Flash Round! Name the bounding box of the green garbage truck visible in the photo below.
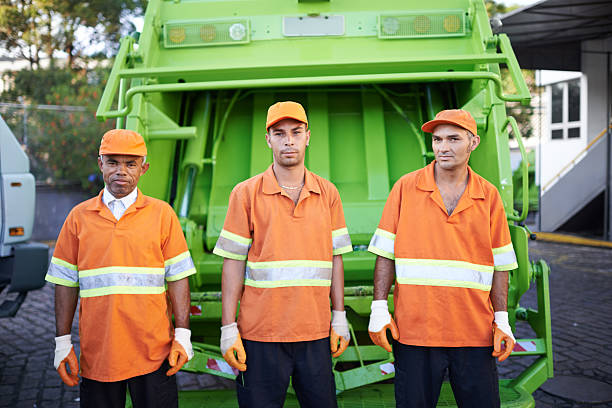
[97,0,552,406]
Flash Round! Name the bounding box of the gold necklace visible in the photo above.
[280,183,304,190]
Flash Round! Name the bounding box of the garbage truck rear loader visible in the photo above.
[97,0,553,406]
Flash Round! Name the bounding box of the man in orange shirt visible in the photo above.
[213,101,352,407]
[46,129,196,408]
[367,110,518,408]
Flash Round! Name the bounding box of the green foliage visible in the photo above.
[485,1,519,17]
[0,0,145,69]
[1,67,114,193]
[503,68,536,139]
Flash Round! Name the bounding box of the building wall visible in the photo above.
[582,38,612,144]
[535,71,588,191]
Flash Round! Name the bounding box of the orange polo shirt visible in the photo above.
[368,161,517,347]
[213,165,352,342]
[45,189,196,381]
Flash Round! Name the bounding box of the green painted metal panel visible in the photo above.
[250,93,273,176]
[361,90,390,200]
[306,92,331,179]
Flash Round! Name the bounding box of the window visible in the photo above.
[551,83,563,124]
[568,127,580,138]
[552,129,563,139]
[549,78,583,140]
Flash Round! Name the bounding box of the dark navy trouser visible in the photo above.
[80,360,178,408]
[236,337,337,408]
[393,342,500,408]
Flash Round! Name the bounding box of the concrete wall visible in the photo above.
[582,38,612,143]
[32,185,89,241]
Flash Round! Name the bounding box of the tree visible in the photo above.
[0,0,45,69]
[1,67,113,193]
[485,1,519,17]
[0,0,145,69]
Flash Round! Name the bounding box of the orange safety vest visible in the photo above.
[213,165,352,342]
[368,162,517,347]
[46,189,196,381]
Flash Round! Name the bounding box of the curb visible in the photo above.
[534,232,612,249]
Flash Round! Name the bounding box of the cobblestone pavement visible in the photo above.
[497,240,612,408]
[0,240,610,407]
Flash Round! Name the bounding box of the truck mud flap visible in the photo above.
[0,242,49,317]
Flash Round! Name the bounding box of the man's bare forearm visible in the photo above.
[373,256,395,301]
[221,258,245,325]
[331,255,345,311]
[167,278,191,329]
[490,271,509,312]
[55,285,79,336]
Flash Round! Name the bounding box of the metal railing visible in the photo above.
[542,124,612,193]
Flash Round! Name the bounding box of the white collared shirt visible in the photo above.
[102,187,138,221]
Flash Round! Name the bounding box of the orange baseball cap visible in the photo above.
[266,101,308,130]
[99,129,147,156]
[421,109,477,136]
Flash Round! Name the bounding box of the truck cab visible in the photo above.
[0,115,48,317]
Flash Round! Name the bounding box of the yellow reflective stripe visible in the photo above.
[80,286,166,298]
[79,266,165,278]
[374,228,396,240]
[395,258,493,274]
[51,257,77,271]
[495,262,519,271]
[368,245,395,260]
[213,247,247,261]
[166,268,196,282]
[164,251,190,267]
[45,274,79,287]
[396,278,491,291]
[244,278,331,288]
[333,245,353,255]
[220,229,252,245]
[246,260,332,269]
[332,227,349,238]
[492,243,514,255]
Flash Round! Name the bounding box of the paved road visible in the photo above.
[0,240,610,407]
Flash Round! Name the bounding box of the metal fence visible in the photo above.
[0,102,111,192]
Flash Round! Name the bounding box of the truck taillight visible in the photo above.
[163,19,250,48]
[378,11,466,39]
[9,227,24,236]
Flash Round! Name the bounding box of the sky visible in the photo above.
[510,0,540,5]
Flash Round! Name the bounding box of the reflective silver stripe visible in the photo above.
[79,272,165,291]
[493,250,517,269]
[332,234,352,251]
[245,265,332,282]
[214,236,250,258]
[47,262,78,284]
[165,255,196,279]
[369,229,395,258]
[395,260,494,291]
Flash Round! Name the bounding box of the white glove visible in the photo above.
[54,334,72,370]
[220,322,240,356]
[331,310,350,342]
[494,311,515,342]
[368,300,392,332]
[174,328,194,360]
